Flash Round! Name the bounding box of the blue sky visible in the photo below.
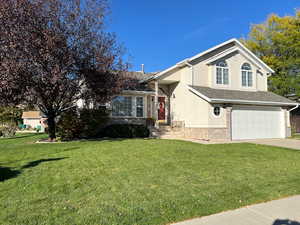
[107,0,299,72]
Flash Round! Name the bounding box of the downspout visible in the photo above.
[288,104,299,112]
[185,61,194,86]
[287,104,299,135]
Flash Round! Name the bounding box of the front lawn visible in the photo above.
[1,134,300,225]
[291,133,300,139]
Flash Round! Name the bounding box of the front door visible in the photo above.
[158,97,165,121]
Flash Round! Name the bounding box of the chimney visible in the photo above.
[141,64,145,74]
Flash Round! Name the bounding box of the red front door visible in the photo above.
[158,97,165,120]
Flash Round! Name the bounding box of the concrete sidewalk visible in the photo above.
[172,195,300,225]
[248,139,300,150]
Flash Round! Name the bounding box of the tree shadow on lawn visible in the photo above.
[1,157,68,182]
[0,166,21,182]
[21,157,68,169]
[1,134,40,140]
[2,147,78,165]
[273,219,300,225]
[78,137,154,143]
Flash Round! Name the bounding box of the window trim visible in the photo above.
[241,63,253,87]
[136,96,144,118]
[212,106,221,118]
[215,61,229,86]
[111,96,133,117]
[111,95,146,118]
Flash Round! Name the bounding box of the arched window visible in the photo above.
[241,63,253,87]
[216,61,229,85]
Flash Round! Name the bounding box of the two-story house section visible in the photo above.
[142,38,298,140]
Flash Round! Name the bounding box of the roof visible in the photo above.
[22,111,42,119]
[123,71,156,92]
[146,38,274,82]
[124,71,157,80]
[188,86,298,106]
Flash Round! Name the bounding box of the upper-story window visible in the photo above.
[241,63,253,87]
[216,61,229,85]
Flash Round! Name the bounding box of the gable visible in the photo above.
[149,38,274,82]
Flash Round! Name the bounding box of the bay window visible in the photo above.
[136,97,144,117]
[112,96,144,117]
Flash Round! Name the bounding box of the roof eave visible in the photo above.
[188,85,297,106]
[211,98,298,106]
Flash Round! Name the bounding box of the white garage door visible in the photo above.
[232,106,285,140]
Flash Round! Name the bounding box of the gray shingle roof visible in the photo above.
[189,85,297,105]
[122,71,156,92]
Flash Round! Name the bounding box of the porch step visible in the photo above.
[150,126,184,138]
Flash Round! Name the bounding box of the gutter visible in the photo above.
[187,86,298,106]
[288,103,299,112]
[211,98,299,106]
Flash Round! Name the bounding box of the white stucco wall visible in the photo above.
[158,42,271,129]
[190,51,268,91]
[23,118,42,129]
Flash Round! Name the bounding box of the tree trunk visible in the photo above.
[47,115,56,141]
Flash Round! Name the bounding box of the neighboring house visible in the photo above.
[287,95,300,133]
[110,38,298,140]
[22,111,46,131]
[291,108,300,133]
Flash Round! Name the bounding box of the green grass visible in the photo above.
[1,134,300,225]
[291,133,300,139]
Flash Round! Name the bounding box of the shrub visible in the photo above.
[146,117,156,127]
[56,109,81,141]
[79,108,109,138]
[57,107,109,141]
[102,124,150,138]
[0,125,17,138]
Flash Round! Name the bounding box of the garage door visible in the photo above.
[232,106,284,140]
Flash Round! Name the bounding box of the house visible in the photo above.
[287,94,300,133]
[22,111,46,132]
[110,38,298,140]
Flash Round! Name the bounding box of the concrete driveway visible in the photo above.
[247,138,300,150]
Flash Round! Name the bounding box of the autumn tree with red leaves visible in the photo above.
[0,0,127,140]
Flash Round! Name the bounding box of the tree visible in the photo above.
[0,107,22,126]
[0,0,127,140]
[242,11,300,98]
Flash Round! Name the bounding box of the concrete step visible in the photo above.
[159,134,184,139]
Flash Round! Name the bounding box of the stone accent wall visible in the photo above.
[171,121,185,128]
[109,118,147,126]
[182,107,232,140]
[183,127,229,140]
[225,107,232,140]
[286,127,292,138]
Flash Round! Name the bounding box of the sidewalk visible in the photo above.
[172,195,300,225]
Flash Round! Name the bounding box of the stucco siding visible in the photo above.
[191,62,209,87]
[169,82,187,124]
[185,50,269,92]
[207,104,227,128]
[23,118,41,129]
[161,68,181,82]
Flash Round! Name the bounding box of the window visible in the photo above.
[216,61,229,85]
[213,106,221,117]
[136,97,144,117]
[241,63,253,87]
[112,96,132,117]
[112,96,144,117]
